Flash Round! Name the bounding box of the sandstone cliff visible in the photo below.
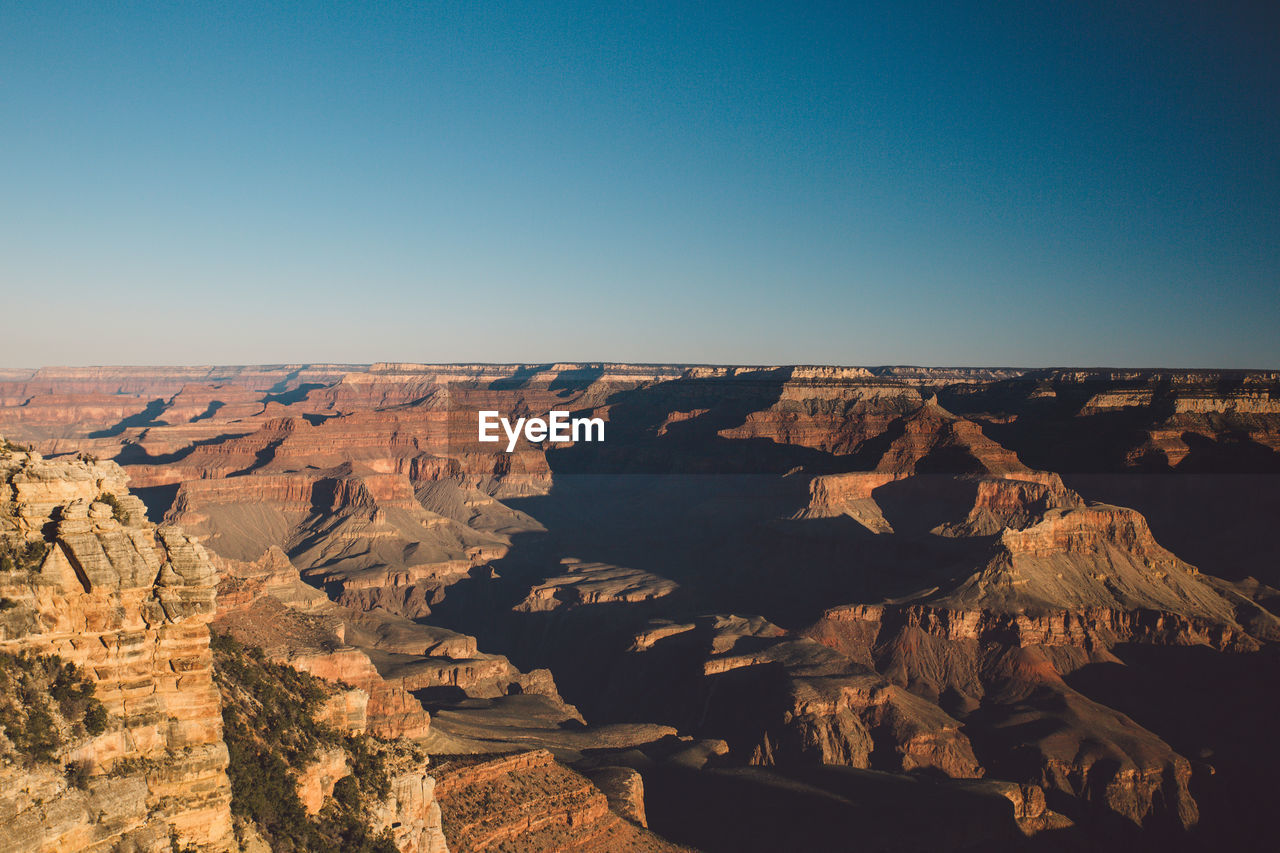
[0,445,235,852]
[433,749,686,852]
[211,632,448,853]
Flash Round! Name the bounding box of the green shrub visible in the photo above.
[331,775,361,811]
[65,759,93,789]
[0,651,109,764]
[83,701,109,736]
[345,732,391,800]
[213,633,396,853]
[21,705,59,762]
[110,756,146,777]
[96,493,130,524]
[0,538,49,573]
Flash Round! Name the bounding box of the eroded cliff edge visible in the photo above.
[0,438,673,853]
[0,443,235,852]
[2,365,1278,850]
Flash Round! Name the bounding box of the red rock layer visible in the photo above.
[434,750,683,852]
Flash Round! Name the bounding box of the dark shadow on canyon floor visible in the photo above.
[641,762,1075,853]
[1065,643,1280,851]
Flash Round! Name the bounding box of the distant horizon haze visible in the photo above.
[1,361,1277,373]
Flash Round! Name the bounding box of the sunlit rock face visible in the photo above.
[0,446,235,852]
[0,364,1277,849]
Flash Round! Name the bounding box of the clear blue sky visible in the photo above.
[2,1,1276,367]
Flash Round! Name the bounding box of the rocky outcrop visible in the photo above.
[167,462,519,601]
[938,369,1280,472]
[807,602,1214,831]
[296,747,350,814]
[212,630,449,853]
[434,750,682,852]
[581,765,648,826]
[798,471,903,531]
[882,472,1275,641]
[210,547,575,739]
[934,473,1080,536]
[717,381,921,454]
[515,559,679,612]
[793,465,1280,832]
[374,755,450,853]
[613,614,983,780]
[292,741,450,853]
[0,448,235,852]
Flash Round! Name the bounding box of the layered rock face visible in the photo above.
[515,559,679,612]
[168,462,514,610]
[0,366,358,444]
[795,468,1278,832]
[4,364,1276,472]
[608,614,985,781]
[1,365,1278,851]
[433,749,685,852]
[209,546,572,741]
[0,446,235,852]
[810,600,1198,830]
[716,378,922,454]
[375,755,450,853]
[937,368,1280,471]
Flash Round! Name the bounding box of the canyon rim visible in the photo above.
[0,364,1277,851]
[4,2,1276,850]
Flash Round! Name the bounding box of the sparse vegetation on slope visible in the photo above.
[211,632,397,853]
[0,536,50,573]
[0,475,49,572]
[0,651,109,765]
[96,492,131,524]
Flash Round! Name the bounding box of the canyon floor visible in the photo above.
[1,363,1278,852]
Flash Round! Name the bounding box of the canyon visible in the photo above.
[0,363,1277,851]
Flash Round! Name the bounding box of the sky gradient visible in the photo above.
[2,1,1277,367]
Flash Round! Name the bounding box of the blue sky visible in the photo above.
[2,1,1276,367]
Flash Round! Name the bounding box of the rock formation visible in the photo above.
[1,364,1278,850]
[0,445,235,852]
[433,749,685,852]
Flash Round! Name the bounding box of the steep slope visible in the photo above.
[0,443,235,852]
[3,366,1279,850]
[167,462,541,619]
[434,750,688,853]
[212,633,448,853]
[800,471,1280,832]
[210,546,574,740]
